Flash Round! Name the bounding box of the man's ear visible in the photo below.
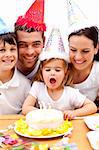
[43,36,46,48]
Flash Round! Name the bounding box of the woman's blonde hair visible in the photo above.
[33,58,73,87]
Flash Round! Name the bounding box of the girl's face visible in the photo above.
[0,40,18,72]
[69,35,98,71]
[42,59,67,90]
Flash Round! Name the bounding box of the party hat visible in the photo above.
[0,18,14,34]
[15,0,46,31]
[67,0,87,27]
[66,0,97,36]
[39,28,69,62]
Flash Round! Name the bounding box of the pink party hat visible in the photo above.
[15,0,46,31]
[39,28,69,62]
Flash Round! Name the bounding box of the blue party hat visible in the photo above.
[0,18,13,34]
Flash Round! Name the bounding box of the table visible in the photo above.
[0,114,98,150]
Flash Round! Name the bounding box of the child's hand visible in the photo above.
[64,110,76,120]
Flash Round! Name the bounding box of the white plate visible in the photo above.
[84,116,99,130]
[87,131,99,150]
[14,127,73,139]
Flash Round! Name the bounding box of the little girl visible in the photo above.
[22,28,97,119]
[0,18,31,114]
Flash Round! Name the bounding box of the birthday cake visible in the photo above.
[26,109,64,130]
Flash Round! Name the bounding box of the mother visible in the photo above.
[68,25,99,109]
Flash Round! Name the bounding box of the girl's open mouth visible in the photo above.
[50,78,56,84]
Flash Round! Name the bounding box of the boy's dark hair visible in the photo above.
[0,32,17,45]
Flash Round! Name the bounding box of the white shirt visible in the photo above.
[74,61,99,101]
[0,68,31,114]
[29,81,86,112]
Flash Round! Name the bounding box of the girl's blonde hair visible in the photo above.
[33,58,73,87]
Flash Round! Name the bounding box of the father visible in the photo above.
[15,0,46,80]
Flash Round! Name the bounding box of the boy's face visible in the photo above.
[42,59,67,90]
[16,30,45,73]
[0,40,18,71]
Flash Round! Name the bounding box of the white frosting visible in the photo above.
[26,109,64,129]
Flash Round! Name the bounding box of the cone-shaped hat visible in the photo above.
[66,0,97,36]
[67,0,87,26]
[39,28,69,62]
[15,0,46,31]
[0,18,14,34]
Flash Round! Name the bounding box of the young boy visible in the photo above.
[0,18,31,114]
